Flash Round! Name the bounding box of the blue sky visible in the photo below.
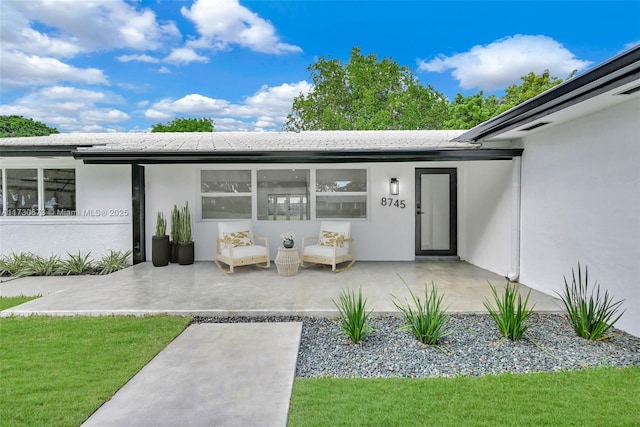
[1,0,638,133]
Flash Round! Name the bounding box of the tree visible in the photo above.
[284,47,448,131]
[151,118,214,132]
[0,115,59,137]
[498,69,570,113]
[444,70,572,129]
[444,92,501,129]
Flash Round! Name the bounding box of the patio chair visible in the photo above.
[215,221,270,274]
[301,221,355,272]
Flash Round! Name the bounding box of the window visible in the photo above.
[199,168,368,221]
[2,168,75,217]
[316,169,367,219]
[257,170,310,221]
[201,170,251,219]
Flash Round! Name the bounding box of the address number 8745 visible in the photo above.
[380,197,406,208]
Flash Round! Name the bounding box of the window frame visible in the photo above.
[199,166,369,222]
[1,167,76,218]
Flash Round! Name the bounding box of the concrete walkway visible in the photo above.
[81,322,302,427]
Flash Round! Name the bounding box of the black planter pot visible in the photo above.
[178,241,195,265]
[170,241,179,263]
[152,235,170,267]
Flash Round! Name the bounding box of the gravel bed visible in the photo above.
[193,314,640,378]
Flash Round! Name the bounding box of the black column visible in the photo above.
[131,163,145,264]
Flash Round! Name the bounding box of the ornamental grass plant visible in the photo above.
[332,287,374,343]
[94,250,132,275]
[392,282,451,345]
[63,251,93,275]
[558,263,625,341]
[484,280,535,341]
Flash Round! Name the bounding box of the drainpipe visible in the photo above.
[507,156,521,282]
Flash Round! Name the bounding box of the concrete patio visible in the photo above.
[0,261,562,317]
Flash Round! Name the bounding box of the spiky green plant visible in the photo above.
[484,281,535,341]
[155,211,167,236]
[0,252,37,277]
[26,254,64,276]
[332,287,374,343]
[179,201,192,243]
[170,205,180,242]
[63,251,93,275]
[558,263,625,341]
[94,250,132,275]
[392,282,451,345]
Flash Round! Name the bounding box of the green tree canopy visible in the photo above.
[284,47,448,131]
[444,70,572,129]
[151,117,214,132]
[0,115,59,137]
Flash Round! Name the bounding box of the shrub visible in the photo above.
[94,250,132,275]
[333,287,374,343]
[558,263,625,341]
[484,280,535,341]
[155,211,167,236]
[0,252,36,277]
[63,251,93,275]
[392,282,450,345]
[26,254,64,276]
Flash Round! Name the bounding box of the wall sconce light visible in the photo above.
[389,178,399,195]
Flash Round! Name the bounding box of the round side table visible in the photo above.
[275,247,300,277]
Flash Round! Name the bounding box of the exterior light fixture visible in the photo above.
[389,178,399,195]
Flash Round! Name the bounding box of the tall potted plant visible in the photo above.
[152,211,170,267]
[169,204,180,263]
[177,201,194,265]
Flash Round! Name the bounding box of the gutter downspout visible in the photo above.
[507,156,521,282]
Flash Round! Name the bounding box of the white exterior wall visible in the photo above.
[144,160,512,266]
[460,160,513,277]
[519,98,640,336]
[0,158,132,259]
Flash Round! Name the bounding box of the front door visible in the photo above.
[415,168,457,256]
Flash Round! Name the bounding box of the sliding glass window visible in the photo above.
[201,170,252,219]
[316,169,367,219]
[257,169,310,221]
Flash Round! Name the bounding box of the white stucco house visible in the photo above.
[1,46,638,336]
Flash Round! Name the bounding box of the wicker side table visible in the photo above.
[275,247,300,277]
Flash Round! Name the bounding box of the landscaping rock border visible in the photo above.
[194,313,640,378]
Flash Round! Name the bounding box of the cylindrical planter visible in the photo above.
[178,241,195,265]
[152,235,170,267]
[170,241,179,263]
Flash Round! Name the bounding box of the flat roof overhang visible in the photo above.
[0,145,78,157]
[73,148,523,164]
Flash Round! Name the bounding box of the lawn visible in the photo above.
[0,307,191,427]
[0,295,37,310]
[289,368,640,426]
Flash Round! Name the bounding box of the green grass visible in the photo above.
[289,367,640,426]
[0,315,191,427]
[0,295,38,310]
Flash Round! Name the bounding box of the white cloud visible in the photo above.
[181,0,302,55]
[144,80,311,131]
[418,34,592,91]
[0,51,108,89]
[164,48,209,65]
[117,54,160,63]
[158,66,171,74]
[3,0,180,54]
[0,85,130,132]
[0,0,180,88]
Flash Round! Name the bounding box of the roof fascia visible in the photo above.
[0,145,77,157]
[454,45,640,142]
[73,149,523,164]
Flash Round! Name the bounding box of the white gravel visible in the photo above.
[194,314,640,378]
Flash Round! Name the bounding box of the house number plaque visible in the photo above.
[380,197,406,209]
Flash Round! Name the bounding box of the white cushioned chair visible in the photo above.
[301,221,355,272]
[214,221,270,274]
